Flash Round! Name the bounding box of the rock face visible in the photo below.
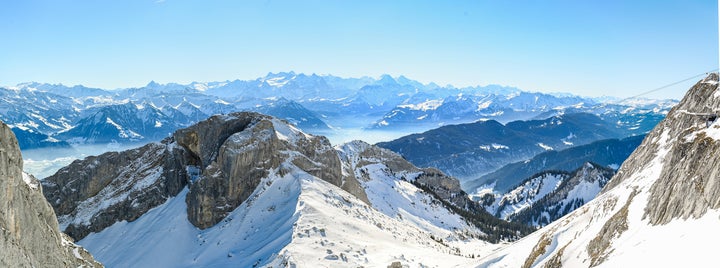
[43,140,193,240]
[178,113,362,228]
[44,112,369,237]
[0,120,101,267]
[474,73,720,267]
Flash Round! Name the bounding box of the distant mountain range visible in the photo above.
[465,135,644,193]
[376,113,648,184]
[1,72,674,150]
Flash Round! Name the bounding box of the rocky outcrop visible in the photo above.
[45,112,370,235]
[43,139,193,240]
[0,120,101,267]
[182,113,364,228]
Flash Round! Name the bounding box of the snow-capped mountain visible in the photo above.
[478,162,615,227]
[0,86,78,134]
[1,72,674,150]
[43,112,531,267]
[371,91,593,129]
[56,102,179,144]
[253,97,331,131]
[472,73,720,267]
[11,127,71,149]
[377,113,625,182]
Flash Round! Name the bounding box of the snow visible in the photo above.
[696,120,720,140]
[600,210,720,267]
[80,170,300,268]
[271,118,312,143]
[21,172,39,190]
[492,174,564,220]
[471,106,709,267]
[479,144,508,152]
[537,143,553,150]
[397,99,444,111]
[360,163,471,234]
[265,76,289,87]
[58,147,166,229]
[80,159,490,268]
[476,101,493,111]
[105,117,143,139]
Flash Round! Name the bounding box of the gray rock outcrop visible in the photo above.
[43,139,193,240]
[44,112,370,236]
[0,120,101,267]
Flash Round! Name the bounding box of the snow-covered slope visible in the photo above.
[479,163,614,227]
[44,112,515,267]
[471,73,720,268]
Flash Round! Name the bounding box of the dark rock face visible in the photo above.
[0,120,101,267]
[173,113,262,169]
[184,114,363,229]
[185,119,281,229]
[43,139,192,240]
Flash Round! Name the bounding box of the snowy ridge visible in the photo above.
[471,73,720,267]
[490,173,565,220]
[479,162,614,228]
[53,144,167,230]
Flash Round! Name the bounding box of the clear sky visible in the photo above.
[0,0,717,99]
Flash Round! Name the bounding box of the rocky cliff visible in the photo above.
[474,73,720,267]
[0,120,100,267]
[44,112,369,238]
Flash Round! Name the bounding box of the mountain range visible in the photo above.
[376,112,645,184]
[465,135,644,193]
[1,72,674,150]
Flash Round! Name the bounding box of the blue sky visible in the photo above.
[0,0,717,99]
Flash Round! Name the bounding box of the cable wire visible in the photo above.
[614,69,719,103]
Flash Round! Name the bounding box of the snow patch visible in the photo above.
[537,143,553,150]
[21,172,39,190]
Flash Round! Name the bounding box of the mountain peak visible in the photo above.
[146,80,160,87]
